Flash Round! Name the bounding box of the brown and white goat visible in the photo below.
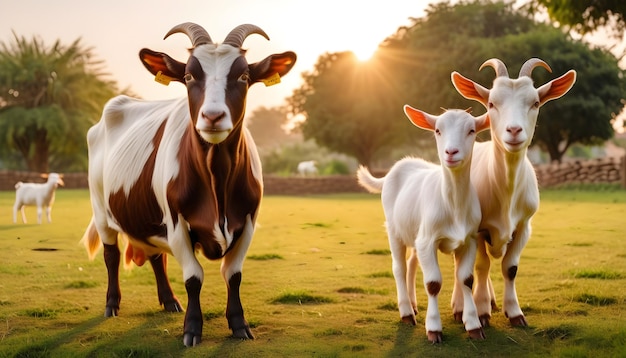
[81,22,296,347]
[451,58,576,327]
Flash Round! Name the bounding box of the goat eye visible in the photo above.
[183,73,194,83]
[469,129,476,135]
[488,102,494,109]
[533,101,540,108]
[435,129,441,135]
[238,72,250,82]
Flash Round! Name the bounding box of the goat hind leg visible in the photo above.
[103,243,121,317]
[149,253,183,312]
[473,234,493,327]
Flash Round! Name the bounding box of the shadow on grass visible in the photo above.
[13,316,108,357]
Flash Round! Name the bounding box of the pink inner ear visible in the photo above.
[404,105,434,130]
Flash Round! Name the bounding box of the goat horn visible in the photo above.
[223,24,269,47]
[479,58,509,77]
[518,58,552,78]
[164,22,213,47]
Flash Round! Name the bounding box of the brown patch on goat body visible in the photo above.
[167,121,261,261]
[108,121,168,242]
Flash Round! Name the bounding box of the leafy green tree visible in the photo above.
[0,33,118,172]
[291,0,625,164]
[525,0,626,37]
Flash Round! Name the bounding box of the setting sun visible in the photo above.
[352,44,378,62]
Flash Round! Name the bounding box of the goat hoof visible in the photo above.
[183,332,201,347]
[232,326,255,340]
[509,315,528,327]
[453,311,463,322]
[104,306,118,317]
[479,314,491,327]
[468,327,486,340]
[427,331,443,343]
[163,299,183,313]
[401,315,417,326]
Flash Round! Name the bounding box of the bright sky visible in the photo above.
[0,0,436,112]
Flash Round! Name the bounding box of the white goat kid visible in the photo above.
[13,173,65,224]
[297,160,318,176]
[357,106,490,343]
[451,58,576,327]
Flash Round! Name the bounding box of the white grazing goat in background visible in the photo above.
[13,173,65,224]
[297,160,318,176]
[451,58,576,327]
[357,106,490,343]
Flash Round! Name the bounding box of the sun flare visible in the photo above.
[352,44,378,62]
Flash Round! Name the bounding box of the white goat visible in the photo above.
[357,106,490,343]
[13,173,65,224]
[297,160,318,176]
[451,58,576,327]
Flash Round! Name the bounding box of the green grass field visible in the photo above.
[0,188,625,357]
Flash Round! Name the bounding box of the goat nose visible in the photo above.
[445,148,459,156]
[202,110,225,123]
[507,126,522,136]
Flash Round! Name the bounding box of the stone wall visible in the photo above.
[534,156,625,188]
[1,156,624,193]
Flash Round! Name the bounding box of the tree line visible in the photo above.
[1,0,625,172]
[290,0,626,166]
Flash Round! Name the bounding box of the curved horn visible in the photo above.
[164,22,213,47]
[223,24,269,47]
[518,58,552,78]
[479,58,509,78]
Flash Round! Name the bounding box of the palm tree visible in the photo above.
[0,32,118,172]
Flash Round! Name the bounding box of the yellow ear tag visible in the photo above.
[154,71,172,86]
[261,72,281,87]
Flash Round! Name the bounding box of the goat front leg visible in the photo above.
[221,215,255,339]
[149,253,183,312]
[452,238,484,340]
[417,244,443,343]
[170,220,204,347]
[501,222,531,327]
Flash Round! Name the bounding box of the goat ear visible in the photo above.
[249,51,297,85]
[476,114,491,133]
[139,49,186,83]
[537,70,576,106]
[404,105,436,131]
[451,72,490,107]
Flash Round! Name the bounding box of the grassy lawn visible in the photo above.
[0,187,624,357]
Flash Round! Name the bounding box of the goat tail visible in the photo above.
[356,165,385,194]
[80,217,102,260]
[14,181,23,189]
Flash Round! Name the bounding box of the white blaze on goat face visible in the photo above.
[186,44,245,144]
